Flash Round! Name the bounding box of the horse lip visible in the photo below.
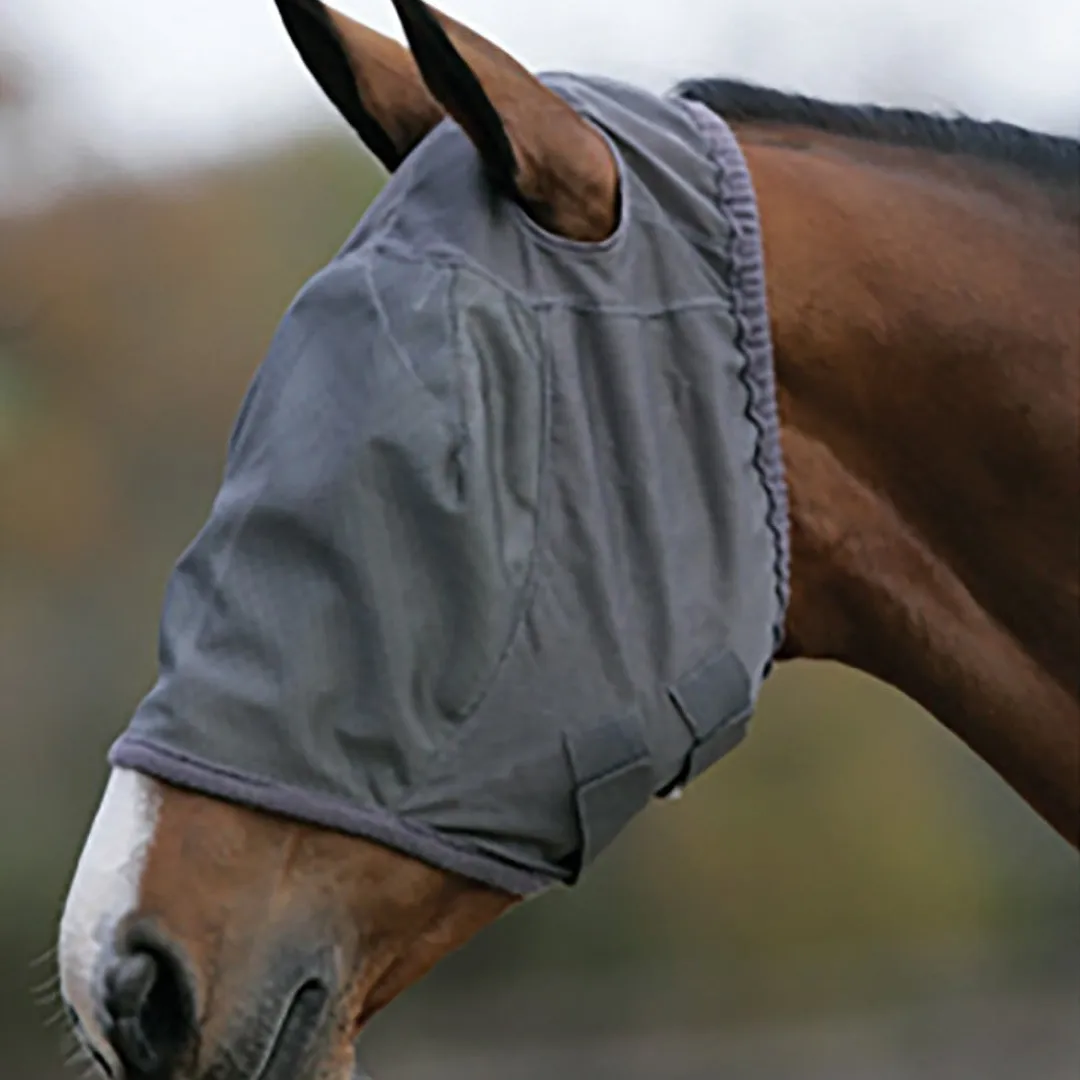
[64,999,116,1079]
[252,977,332,1080]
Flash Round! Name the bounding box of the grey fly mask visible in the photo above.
[110,74,790,896]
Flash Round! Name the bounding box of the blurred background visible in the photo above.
[1,1,1077,1077]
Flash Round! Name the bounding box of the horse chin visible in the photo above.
[58,769,515,1080]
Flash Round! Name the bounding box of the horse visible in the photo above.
[57,2,1079,1078]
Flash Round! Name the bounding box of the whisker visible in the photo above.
[43,1004,72,1028]
[30,944,59,969]
[31,976,62,1004]
[64,1033,107,1080]
[64,1045,90,1069]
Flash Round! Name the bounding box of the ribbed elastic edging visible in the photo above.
[109,733,558,897]
[679,98,791,657]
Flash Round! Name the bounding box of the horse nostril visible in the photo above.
[102,941,194,1079]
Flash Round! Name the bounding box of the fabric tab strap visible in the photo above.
[661,648,753,799]
[564,716,654,879]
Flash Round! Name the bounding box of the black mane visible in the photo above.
[676,78,1080,187]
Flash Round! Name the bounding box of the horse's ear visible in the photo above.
[275,0,444,172]
[389,0,620,242]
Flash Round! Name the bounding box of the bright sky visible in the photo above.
[5,0,1079,179]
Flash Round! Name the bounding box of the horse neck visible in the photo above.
[741,130,1080,844]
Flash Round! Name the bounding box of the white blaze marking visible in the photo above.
[58,767,162,1068]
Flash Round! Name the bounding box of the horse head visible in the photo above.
[57,4,1080,1080]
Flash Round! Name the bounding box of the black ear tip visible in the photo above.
[275,0,331,32]
[274,0,403,170]
[389,0,519,194]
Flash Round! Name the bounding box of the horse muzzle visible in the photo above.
[67,922,340,1080]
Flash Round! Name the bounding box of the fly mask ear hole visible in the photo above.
[388,0,621,242]
[275,0,444,172]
